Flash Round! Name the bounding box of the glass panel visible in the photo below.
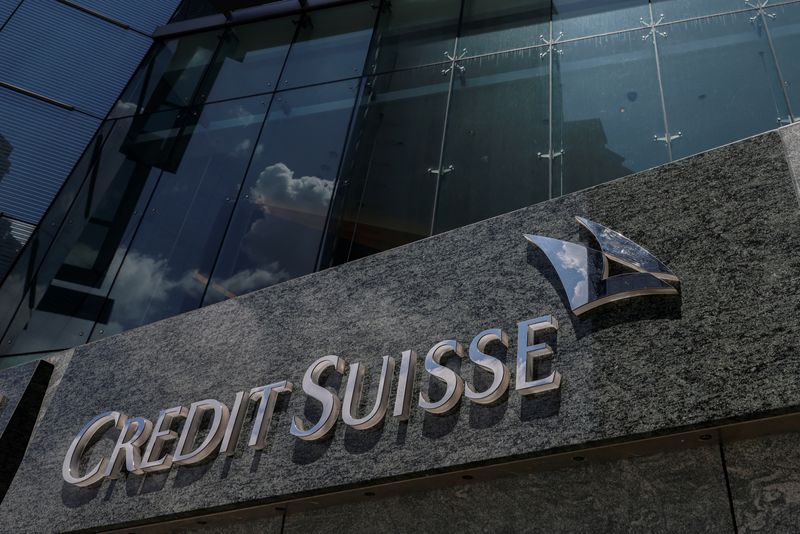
[0,87,100,223]
[203,80,358,305]
[69,0,181,34]
[0,121,114,345]
[0,0,151,117]
[657,12,789,160]
[197,17,296,104]
[768,2,800,120]
[109,30,222,118]
[458,0,550,57]
[279,3,377,90]
[0,1,22,29]
[434,49,549,234]
[552,0,650,40]
[653,0,747,23]
[0,216,34,281]
[0,115,178,355]
[555,31,669,196]
[326,64,450,265]
[92,96,268,341]
[367,0,462,74]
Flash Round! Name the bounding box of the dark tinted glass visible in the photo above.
[198,17,296,104]
[0,88,100,223]
[279,3,377,90]
[109,30,221,118]
[459,0,550,57]
[0,1,21,28]
[0,216,33,281]
[204,81,358,305]
[171,0,280,23]
[69,0,181,34]
[0,0,151,117]
[0,121,115,342]
[434,49,549,234]
[555,31,668,196]
[769,2,800,120]
[368,0,462,74]
[92,97,268,340]
[658,12,789,159]
[327,65,450,264]
[0,116,174,355]
[552,0,650,39]
[653,0,745,22]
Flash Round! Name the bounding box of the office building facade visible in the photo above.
[0,1,799,532]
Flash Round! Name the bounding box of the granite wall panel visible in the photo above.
[0,128,798,531]
[283,445,734,534]
[726,431,800,534]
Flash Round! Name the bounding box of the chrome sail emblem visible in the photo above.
[525,217,679,316]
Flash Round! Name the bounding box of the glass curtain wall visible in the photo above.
[2,0,800,362]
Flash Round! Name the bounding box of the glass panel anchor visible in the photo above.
[640,14,667,40]
[427,165,454,176]
[539,33,563,58]
[653,132,682,143]
[442,49,467,75]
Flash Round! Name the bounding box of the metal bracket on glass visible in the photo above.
[778,117,793,125]
[428,165,454,176]
[539,33,563,58]
[653,132,682,143]
[442,49,467,75]
[746,1,776,22]
[640,14,667,40]
[537,149,564,160]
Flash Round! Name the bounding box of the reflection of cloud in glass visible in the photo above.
[556,242,589,306]
[211,263,290,298]
[109,251,200,323]
[250,162,332,213]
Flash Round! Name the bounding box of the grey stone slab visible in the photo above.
[726,432,800,534]
[0,359,53,502]
[779,122,800,205]
[284,445,734,534]
[1,130,799,532]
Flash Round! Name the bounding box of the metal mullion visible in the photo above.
[315,2,386,270]
[760,10,796,122]
[0,120,119,347]
[428,0,465,237]
[197,19,303,308]
[649,1,675,161]
[547,19,555,199]
[428,59,458,237]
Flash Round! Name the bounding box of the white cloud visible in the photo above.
[108,251,201,322]
[250,162,332,212]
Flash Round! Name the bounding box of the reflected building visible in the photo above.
[1,1,800,532]
[0,0,799,361]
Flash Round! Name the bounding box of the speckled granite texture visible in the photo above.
[0,360,52,502]
[726,432,800,534]
[0,129,799,531]
[283,445,733,534]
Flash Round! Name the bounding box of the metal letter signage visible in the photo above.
[62,217,674,488]
[63,317,564,487]
[525,216,680,315]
